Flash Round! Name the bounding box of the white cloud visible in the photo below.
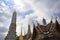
[1,2,6,7]
[0,22,4,27]
[0,33,5,40]
[2,16,8,20]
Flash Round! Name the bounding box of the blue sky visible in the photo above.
[0,0,14,7]
[0,0,60,40]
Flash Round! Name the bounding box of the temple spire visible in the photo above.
[55,17,59,25]
[11,11,16,23]
[27,24,31,35]
[42,18,47,26]
[32,22,37,40]
[49,18,53,32]
[25,24,31,40]
[50,18,53,23]
[55,17,60,32]
[5,11,17,40]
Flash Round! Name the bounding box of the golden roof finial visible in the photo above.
[19,23,23,40]
[21,26,22,36]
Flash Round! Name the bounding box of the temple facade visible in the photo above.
[5,11,60,40]
[31,18,60,40]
